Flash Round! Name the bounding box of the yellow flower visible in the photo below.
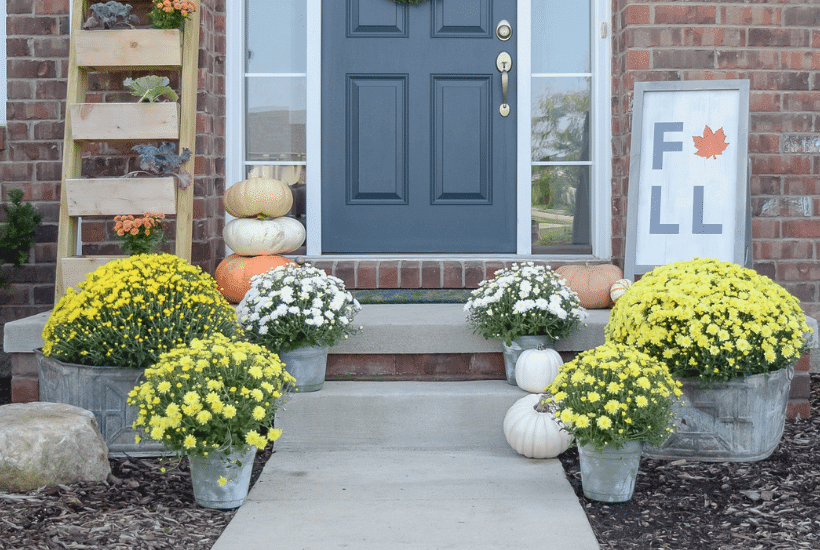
[635,395,649,408]
[217,476,228,486]
[222,405,237,419]
[604,400,620,414]
[183,434,197,449]
[596,416,612,430]
[267,428,283,442]
[252,406,266,421]
[575,415,590,428]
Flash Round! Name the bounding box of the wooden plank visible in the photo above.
[61,256,127,292]
[75,29,182,69]
[173,8,201,263]
[69,102,179,140]
[65,177,177,216]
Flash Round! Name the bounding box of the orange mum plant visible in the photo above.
[148,0,197,30]
[113,212,166,256]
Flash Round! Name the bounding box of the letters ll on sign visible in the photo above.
[624,80,750,280]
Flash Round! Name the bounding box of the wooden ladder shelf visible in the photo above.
[54,0,200,300]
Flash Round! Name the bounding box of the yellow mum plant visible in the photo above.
[544,342,682,451]
[606,258,811,384]
[128,333,295,457]
[42,254,240,370]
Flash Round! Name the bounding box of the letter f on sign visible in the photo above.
[653,122,683,169]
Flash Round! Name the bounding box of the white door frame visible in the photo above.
[227,0,611,259]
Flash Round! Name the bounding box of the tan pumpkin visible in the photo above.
[503,393,573,459]
[223,217,306,256]
[214,254,294,303]
[224,177,293,218]
[556,264,623,309]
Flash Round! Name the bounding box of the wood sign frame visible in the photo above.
[624,80,751,280]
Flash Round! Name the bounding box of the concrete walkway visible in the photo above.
[211,381,600,550]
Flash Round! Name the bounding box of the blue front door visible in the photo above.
[322,0,517,253]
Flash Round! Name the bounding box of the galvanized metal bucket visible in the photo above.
[35,350,167,457]
[188,445,256,509]
[643,366,794,462]
[278,345,330,392]
[578,441,643,503]
[500,335,554,385]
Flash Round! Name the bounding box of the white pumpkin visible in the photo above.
[610,278,632,304]
[223,217,306,256]
[514,347,563,393]
[503,394,573,459]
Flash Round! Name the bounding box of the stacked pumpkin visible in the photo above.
[215,176,305,303]
[503,347,573,459]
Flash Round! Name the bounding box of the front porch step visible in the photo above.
[275,381,527,452]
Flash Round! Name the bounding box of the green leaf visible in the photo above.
[123,76,179,103]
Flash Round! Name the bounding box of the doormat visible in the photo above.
[350,289,473,305]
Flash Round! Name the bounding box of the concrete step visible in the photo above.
[275,381,528,452]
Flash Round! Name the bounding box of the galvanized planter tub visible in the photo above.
[35,350,168,457]
[643,366,794,462]
[500,335,555,385]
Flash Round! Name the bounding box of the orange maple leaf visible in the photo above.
[693,125,729,159]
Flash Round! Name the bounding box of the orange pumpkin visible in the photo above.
[214,254,294,303]
[555,264,624,309]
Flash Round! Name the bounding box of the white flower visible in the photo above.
[288,306,300,314]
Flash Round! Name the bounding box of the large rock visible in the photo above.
[0,402,111,492]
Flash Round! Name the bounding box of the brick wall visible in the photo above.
[611,0,820,325]
[0,0,226,323]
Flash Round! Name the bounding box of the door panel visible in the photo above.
[323,0,516,253]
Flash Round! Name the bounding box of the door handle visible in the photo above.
[496,52,512,117]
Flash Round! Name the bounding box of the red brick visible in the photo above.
[782,220,820,239]
[787,400,811,420]
[11,376,39,403]
[312,261,335,277]
[627,50,650,70]
[11,354,38,377]
[784,177,820,195]
[399,261,420,289]
[335,261,355,288]
[783,91,820,112]
[625,5,649,25]
[378,261,399,289]
[464,261,485,288]
[778,261,820,281]
[469,353,505,378]
[443,261,463,288]
[655,6,716,25]
[795,354,811,372]
[754,240,814,260]
[654,49,715,70]
[356,261,378,289]
[421,261,441,288]
[326,354,394,377]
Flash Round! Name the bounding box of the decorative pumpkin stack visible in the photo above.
[215,175,304,303]
[555,263,624,309]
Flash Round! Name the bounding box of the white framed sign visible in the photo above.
[624,80,751,280]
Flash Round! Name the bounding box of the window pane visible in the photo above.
[531,77,591,163]
[246,77,307,162]
[246,0,307,73]
[532,0,590,74]
[531,166,591,252]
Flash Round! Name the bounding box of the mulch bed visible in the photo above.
[558,373,820,550]
[1,375,819,549]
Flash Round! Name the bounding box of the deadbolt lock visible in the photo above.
[496,20,512,41]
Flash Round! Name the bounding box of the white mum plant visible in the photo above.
[236,263,362,353]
